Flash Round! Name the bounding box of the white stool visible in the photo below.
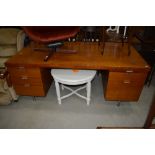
[51,69,96,105]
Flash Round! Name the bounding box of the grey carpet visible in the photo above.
[0,74,154,129]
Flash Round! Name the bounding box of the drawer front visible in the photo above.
[11,76,42,85]
[14,85,45,96]
[108,72,146,86]
[7,66,41,77]
[105,72,147,101]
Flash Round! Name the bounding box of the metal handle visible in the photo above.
[126,70,133,73]
[21,76,28,80]
[123,80,131,84]
[17,66,25,70]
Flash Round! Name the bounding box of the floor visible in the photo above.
[0,74,154,129]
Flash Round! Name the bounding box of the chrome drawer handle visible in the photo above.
[21,76,28,80]
[123,80,131,84]
[126,70,133,73]
[17,66,25,70]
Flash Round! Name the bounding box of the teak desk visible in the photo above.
[5,42,150,101]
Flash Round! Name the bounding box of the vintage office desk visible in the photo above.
[5,42,150,101]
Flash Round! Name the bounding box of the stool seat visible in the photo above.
[51,69,96,105]
[51,69,96,85]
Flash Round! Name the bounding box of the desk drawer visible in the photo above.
[14,84,45,96]
[7,66,41,77]
[11,76,42,85]
[109,72,146,85]
[105,71,147,101]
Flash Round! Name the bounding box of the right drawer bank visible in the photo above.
[105,71,148,101]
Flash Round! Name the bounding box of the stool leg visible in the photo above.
[61,84,64,90]
[87,81,91,105]
[55,81,61,105]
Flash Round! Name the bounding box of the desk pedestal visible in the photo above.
[7,66,52,96]
[105,71,147,101]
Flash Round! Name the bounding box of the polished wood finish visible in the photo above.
[5,42,150,100]
[6,42,149,70]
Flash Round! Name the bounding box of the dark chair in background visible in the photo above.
[135,27,155,86]
[22,26,80,61]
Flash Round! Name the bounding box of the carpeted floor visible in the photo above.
[0,74,154,129]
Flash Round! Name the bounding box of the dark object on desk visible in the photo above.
[80,26,102,42]
[22,26,80,61]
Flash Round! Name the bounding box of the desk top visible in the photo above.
[6,42,150,72]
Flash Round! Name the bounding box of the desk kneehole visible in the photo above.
[104,71,148,101]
